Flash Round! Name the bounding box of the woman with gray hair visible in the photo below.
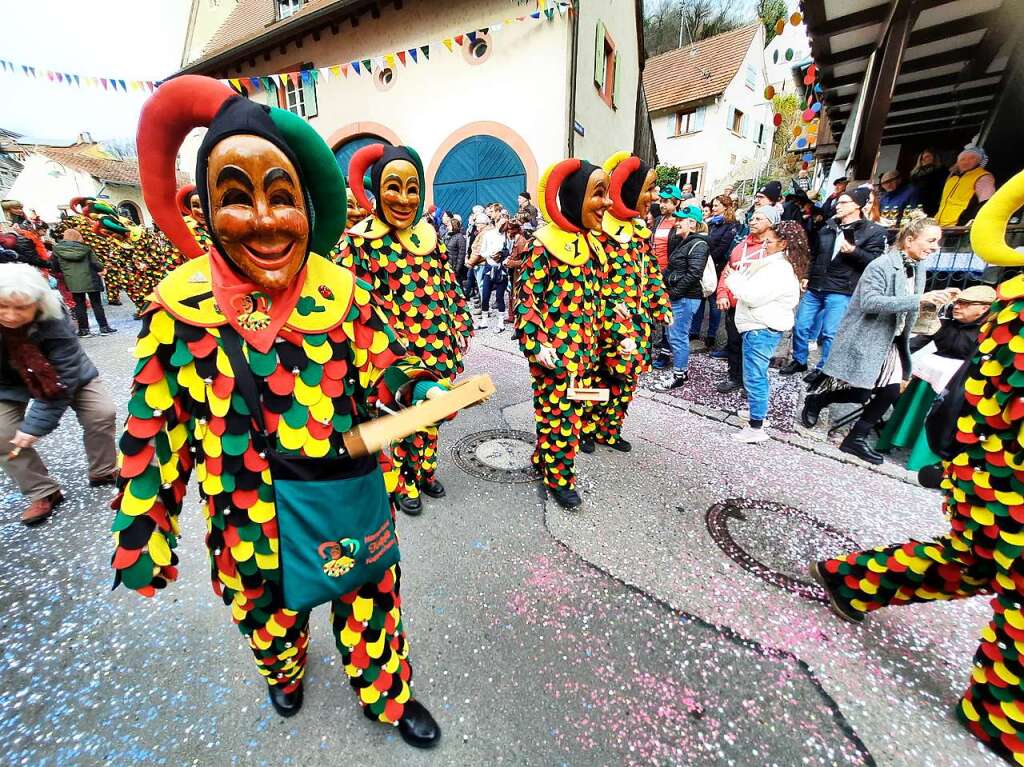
[800,217,957,463]
[0,263,117,525]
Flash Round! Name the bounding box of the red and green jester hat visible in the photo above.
[578,152,671,453]
[112,74,443,746]
[334,143,471,517]
[514,158,617,510]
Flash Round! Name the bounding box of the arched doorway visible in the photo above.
[432,135,526,222]
[118,200,142,224]
[333,134,392,180]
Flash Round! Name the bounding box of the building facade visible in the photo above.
[178,0,648,222]
[644,25,774,197]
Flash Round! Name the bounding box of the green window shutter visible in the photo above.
[612,50,621,107]
[594,20,606,88]
[302,74,318,119]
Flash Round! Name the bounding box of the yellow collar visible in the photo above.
[533,223,605,266]
[602,212,634,244]
[347,214,437,256]
[153,253,354,333]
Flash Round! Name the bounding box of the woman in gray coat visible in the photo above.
[801,217,955,463]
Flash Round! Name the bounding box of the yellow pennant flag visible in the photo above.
[331,65,341,78]
[442,38,454,52]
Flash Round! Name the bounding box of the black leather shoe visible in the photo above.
[580,437,596,454]
[99,326,118,334]
[839,434,884,465]
[420,478,446,498]
[549,486,582,510]
[600,439,632,453]
[779,360,807,376]
[803,369,825,387]
[268,683,303,717]
[396,494,423,516]
[398,700,441,749]
[800,395,822,428]
[715,378,743,394]
[808,562,865,624]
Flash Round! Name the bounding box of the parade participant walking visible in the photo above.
[176,183,212,252]
[714,207,775,393]
[809,172,1024,767]
[119,76,444,745]
[653,203,710,392]
[516,158,613,510]
[339,143,471,517]
[581,152,670,452]
[52,229,117,337]
[727,221,802,443]
[800,217,942,463]
[0,263,117,525]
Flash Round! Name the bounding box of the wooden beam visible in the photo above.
[884,109,989,128]
[956,2,1023,85]
[823,46,972,88]
[812,4,890,37]
[831,84,996,114]
[882,122,983,141]
[850,0,918,178]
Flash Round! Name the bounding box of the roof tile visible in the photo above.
[25,144,188,188]
[643,25,760,114]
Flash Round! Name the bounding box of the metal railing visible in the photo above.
[895,224,1024,291]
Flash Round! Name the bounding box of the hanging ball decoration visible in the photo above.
[802,161,810,170]
[792,125,803,138]
[785,48,794,61]
[803,108,815,122]
[775,19,786,36]
[796,137,807,148]
[814,83,823,94]
[791,12,802,26]
[764,85,776,100]
[812,102,822,113]
[773,112,783,127]
[808,64,817,79]
[803,152,814,162]
[804,70,816,86]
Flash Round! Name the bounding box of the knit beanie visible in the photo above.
[846,186,871,209]
[753,205,781,226]
[758,180,783,203]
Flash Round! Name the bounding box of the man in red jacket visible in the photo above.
[714,206,777,393]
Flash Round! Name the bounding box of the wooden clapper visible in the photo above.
[567,376,609,402]
[341,374,496,458]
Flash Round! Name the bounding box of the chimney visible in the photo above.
[78,131,93,144]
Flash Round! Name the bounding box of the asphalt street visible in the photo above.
[0,304,1002,767]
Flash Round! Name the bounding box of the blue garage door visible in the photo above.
[333,134,392,180]
[433,135,526,222]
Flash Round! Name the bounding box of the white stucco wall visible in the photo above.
[651,27,774,196]
[6,155,100,222]
[182,0,598,203]
[764,15,810,94]
[570,0,642,164]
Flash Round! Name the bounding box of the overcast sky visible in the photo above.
[1,0,189,143]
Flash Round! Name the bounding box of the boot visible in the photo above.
[808,562,865,624]
[779,360,807,376]
[839,420,883,465]
[21,490,64,526]
[421,478,446,498]
[579,436,596,454]
[549,485,582,510]
[494,314,506,334]
[800,393,824,428]
[268,682,304,717]
[398,700,441,749]
[396,493,423,516]
[478,311,489,329]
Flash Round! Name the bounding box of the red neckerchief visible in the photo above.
[209,248,306,353]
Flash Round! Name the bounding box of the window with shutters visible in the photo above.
[673,107,704,136]
[285,78,306,116]
[744,64,757,90]
[270,63,318,119]
[593,20,619,110]
[678,166,704,195]
[730,108,744,135]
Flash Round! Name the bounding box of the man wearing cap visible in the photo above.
[878,170,919,217]
[781,186,887,379]
[714,206,777,393]
[936,146,995,227]
[819,177,848,220]
[911,284,995,360]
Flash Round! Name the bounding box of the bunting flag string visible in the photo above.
[0,0,572,97]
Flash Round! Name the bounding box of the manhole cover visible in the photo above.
[706,499,860,602]
[451,429,539,483]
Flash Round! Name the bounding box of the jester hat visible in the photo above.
[137,75,347,260]
[175,184,197,217]
[602,151,651,219]
[537,158,602,233]
[348,143,426,226]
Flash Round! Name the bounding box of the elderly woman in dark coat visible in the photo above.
[801,217,955,464]
[0,263,117,525]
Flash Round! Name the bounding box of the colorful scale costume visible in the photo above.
[115,76,441,737]
[515,159,614,497]
[815,172,1024,765]
[334,144,471,509]
[581,153,671,448]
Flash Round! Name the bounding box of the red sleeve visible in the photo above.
[715,242,743,302]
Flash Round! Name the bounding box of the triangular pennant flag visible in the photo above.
[319,66,330,83]
[372,57,384,71]
[300,69,311,86]
[310,69,319,84]
[420,45,429,59]
[339,64,348,78]
[229,78,242,92]
[362,59,372,71]
[545,8,554,20]
[352,61,361,75]
[147,81,156,92]
[441,39,453,52]
[397,50,407,65]
[73,74,81,86]
[331,65,342,78]
[385,54,395,68]
[100,78,108,90]
[261,76,272,90]
[492,22,503,32]
[289,71,300,88]
[249,76,261,89]
[118,79,127,91]
[531,11,541,19]
[408,48,417,63]
[454,34,464,46]
[468,32,477,43]
[279,73,289,87]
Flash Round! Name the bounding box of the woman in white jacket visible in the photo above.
[725,220,806,443]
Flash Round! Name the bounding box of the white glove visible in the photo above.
[613,302,630,321]
[536,345,559,369]
[618,337,637,356]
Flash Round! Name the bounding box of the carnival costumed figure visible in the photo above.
[177,182,213,254]
[810,171,1024,765]
[515,159,614,510]
[112,75,442,747]
[54,198,136,307]
[334,144,471,517]
[580,152,671,453]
